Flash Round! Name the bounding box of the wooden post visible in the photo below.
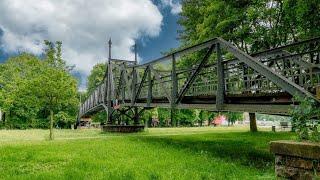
[249,112,258,132]
[216,43,225,110]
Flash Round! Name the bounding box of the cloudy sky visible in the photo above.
[0,0,181,90]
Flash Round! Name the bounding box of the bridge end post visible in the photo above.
[106,38,113,124]
[216,43,225,111]
[171,54,178,127]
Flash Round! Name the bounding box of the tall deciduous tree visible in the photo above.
[31,65,77,139]
[0,54,44,128]
[179,0,320,53]
[0,50,78,130]
[34,41,78,139]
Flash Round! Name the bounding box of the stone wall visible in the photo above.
[270,141,320,179]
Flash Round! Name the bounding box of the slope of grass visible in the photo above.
[0,127,295,179]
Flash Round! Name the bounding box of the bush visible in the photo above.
[290,96,320,142]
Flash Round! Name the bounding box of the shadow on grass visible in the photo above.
[133,131,294,170]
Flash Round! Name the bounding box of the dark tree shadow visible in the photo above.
[132,131,293,170]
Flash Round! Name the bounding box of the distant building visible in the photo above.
[212,115,228,126]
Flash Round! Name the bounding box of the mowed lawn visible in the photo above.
[0,127,295,179]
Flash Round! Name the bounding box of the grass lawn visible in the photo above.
[0,126,295,179]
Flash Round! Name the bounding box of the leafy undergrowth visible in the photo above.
[0,127,294,179]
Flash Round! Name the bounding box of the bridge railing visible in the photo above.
[79,37,320,117]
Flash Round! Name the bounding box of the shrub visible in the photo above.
[290,96,320,142]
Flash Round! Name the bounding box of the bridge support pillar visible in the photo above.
[133,107,139,125]
[171,108,176,127]
[249,113,258,132]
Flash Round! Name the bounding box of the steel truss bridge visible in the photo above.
[78,37,320,124]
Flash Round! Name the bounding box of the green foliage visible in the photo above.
[91,111,107,123]
[290,96,320,142]
[87,63,105,94]
[225,112,243,125]
[176,109,198,126]
[0,42,78,129]
[179,0,320,54]
[157,108,171,126]
[54,111,75,128]
[84,63,106,123]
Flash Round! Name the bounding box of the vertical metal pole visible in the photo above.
[134,43,138,65]
[243,65,248,91]
[107,38,113,124]
[121,64,126,104]
[147,65,152,107]
[133,43,139,125]
[131,46,137,105]
[171,54,178,127]
[216,43,225,110]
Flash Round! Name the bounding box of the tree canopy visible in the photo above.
[0,42,78,129]
[179,0,320,53]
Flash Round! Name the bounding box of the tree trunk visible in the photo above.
[249,113,258,132]
[49,110,54,140]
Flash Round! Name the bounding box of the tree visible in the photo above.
[224,112,243,126]
[179,0,320,54]
[290,97,320,142]
[31,41,78,139]
[0,54,42,128]
[0,50,78,130]
[249,113,258,132]
[158,108,171,127]
[87,63,106,94]
[84,63,107,123]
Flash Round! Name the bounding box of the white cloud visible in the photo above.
[160,0,182,15]
[0,0,163,90]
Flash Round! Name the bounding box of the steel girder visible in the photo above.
[79,37,320,119]
[217,38,319,102]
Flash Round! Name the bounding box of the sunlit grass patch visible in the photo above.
[0,127,294,179]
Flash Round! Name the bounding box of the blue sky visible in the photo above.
[137,1,181,63]
[0,0,181,90]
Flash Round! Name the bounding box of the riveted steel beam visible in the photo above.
[217,38,319,102]
[149,66,172,103]
[176,44,215,104]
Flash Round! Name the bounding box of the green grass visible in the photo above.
[0,127,295,179]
